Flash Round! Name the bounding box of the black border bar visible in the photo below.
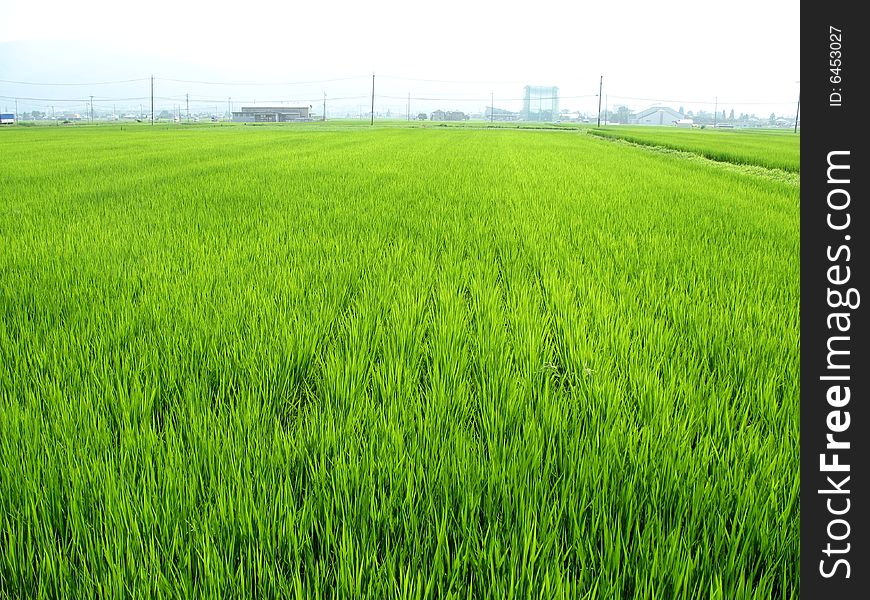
[801,4,868,597]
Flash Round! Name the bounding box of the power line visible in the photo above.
[1,71,798,120]
[607,94,794,105]
[0,73,795,104]
[156,75,369,86]
[0,77,149,86]
[379,75,524,85]
[379,94,594,102]
[0,94,153,102]
[183,95,369,104]
[2,93,794,107]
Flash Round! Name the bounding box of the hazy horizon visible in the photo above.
[1,0,800,118]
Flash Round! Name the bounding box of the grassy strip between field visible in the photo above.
[588,127,800,174]
[587,131,800,187]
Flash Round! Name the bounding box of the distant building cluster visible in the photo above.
[4,89,796,129]
[429,110,467,121]
[232,106,311,122]
[426,84,561,123]
[594,105,794,128]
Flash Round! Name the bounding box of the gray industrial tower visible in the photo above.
[522,86,559,122]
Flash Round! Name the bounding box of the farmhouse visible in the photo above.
[633,106,684,125]
[430,110,466,121]
[232,106,311,123]
[485,106,520,121]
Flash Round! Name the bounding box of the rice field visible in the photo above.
[589,126,800,172]
[0,124,799,599]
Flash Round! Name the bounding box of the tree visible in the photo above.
[616,105,631,124]
[729,108,735,121]
[769,112,777,125]
[417,113,427,120]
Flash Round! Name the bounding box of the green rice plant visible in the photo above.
[0,124,798,599]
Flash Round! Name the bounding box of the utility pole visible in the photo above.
[150,75,154,125]
[794,81,800,133]
[228,97,231,121]
[407,92,410,121]
[490,92,494,122]
[713,96,718,128]
[605,95,608,125]
[90,95,94,124]
[793,95,800,133]
[370,73,375,126]
[14,99,18,124]
[186,93,190,123]
[323,92,326,122]
[597,75,603,127]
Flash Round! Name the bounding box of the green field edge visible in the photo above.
[586,130,799,186]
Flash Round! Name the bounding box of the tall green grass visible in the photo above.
[590,126,800,172]
[0,125,799,598]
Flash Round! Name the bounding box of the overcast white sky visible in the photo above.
[1,0,800,117]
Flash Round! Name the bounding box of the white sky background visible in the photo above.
[0,0,800,117]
